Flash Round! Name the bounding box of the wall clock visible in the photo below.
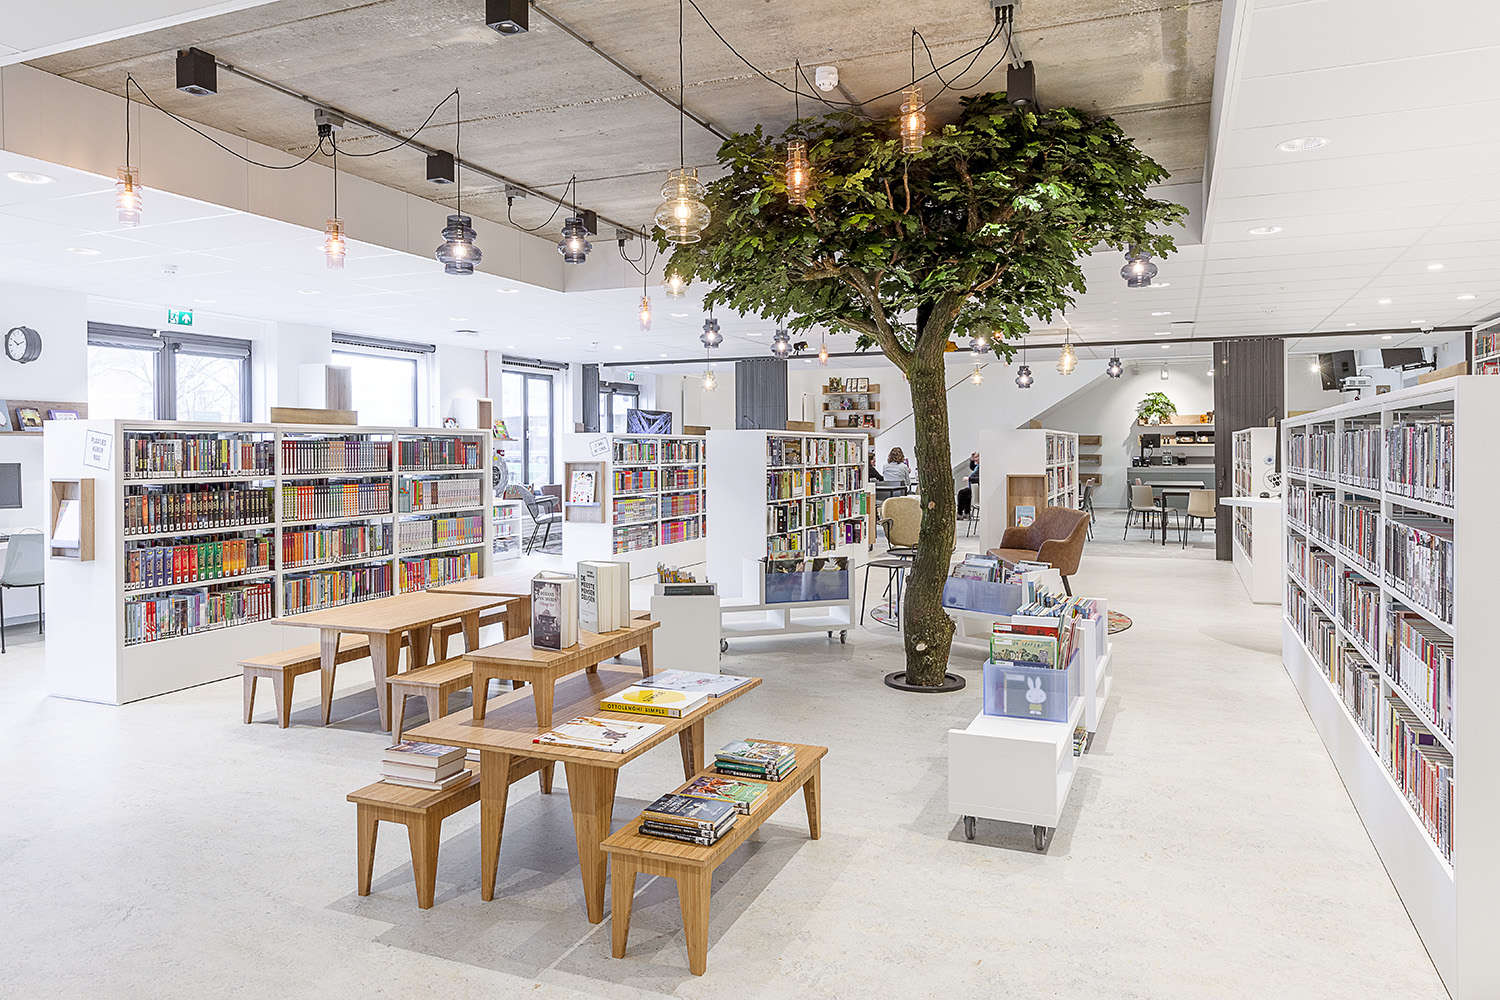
[5,326,41,364]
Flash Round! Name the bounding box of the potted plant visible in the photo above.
[1137,392,1177,425]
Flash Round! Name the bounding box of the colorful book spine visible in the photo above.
[124,579,274,645]
[282,563,393,613]
[123,485,275,535]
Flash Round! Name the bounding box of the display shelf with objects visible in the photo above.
[492,498,523,561]
[974,429,1079,553]
[1281,377,1500,999]
[1225,427,1282,604]
[42,419,490,706]
[560,433,707,577]
[820,378,880,434]
[1472,319,1500,375]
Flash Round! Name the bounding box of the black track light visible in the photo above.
[580,209,599,236]
[1007,61,1036,108]
[176,48,217,97]
[486,0,529,35]
[426,151,455,184]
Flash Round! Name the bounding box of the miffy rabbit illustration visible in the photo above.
[1026,677,1048,716]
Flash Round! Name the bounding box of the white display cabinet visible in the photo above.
[1281,377,1500,999]
[1227,425,1282,604]
[975,428,1079,552]
[717,558,854,650]
[492,498,523,561]
[43,419,490,705]
[560,432,707,578]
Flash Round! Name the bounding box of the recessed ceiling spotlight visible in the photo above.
[1248,226,1282,235]
[505,344,516,349]
[1377,298,1392,305]
[1346,322,1356,327]
[1457,294,1477,300]
[1426,263,1444,270]
[555,335,570,340]
[193,298,216,304]
[1276,136,1329,152]
[297,289,320,295]
[65,247,101,255]
[670,312,690,318]
[1150,282,1171,288]
[450,316,468,321]
[1382,335,1393,340]
[1411,319,1427,324]
[6,171,54,184]
[1309,362,1321,373]
[659,353,668,358]
[748,331,763,337]
[1160,344,1171,349]
[1151,311,1171,316]
[1153,331,1172,336]
[496,287,520,294]
[614,345,623,350]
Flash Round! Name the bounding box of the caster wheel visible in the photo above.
[1033,826,1047,851]
[827,631,833,638]
[963,816,976,841]
[839,630,847,644]
[719,639,728,654]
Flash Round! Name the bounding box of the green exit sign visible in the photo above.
[627,371,636,382]
[167,308,193,327]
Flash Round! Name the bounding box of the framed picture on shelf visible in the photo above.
[828,376,845,392]
[851,377,868,391]
[48,410,79,420]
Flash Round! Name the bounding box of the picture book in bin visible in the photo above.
[989,633,1057,668]
[531,572,578,650]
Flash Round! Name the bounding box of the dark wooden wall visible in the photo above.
[1212,338,1285,559]
[735,358,789,430]
[581,364,600,432]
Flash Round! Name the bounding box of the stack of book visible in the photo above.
[602,669,755,719]
[714,740,797,781]
[380,741,472,790]
[639,793,738,846]
[678,773,768,814]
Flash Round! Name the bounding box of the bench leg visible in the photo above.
[392,693,409,743]
[678,868,712,976]
[611,858,637,958]
[430,629,447,665]
[479,751,516,902]
[678,720,705,780]
[356,808,378,897]
[803,760,822,840]
[463,611,480,653]
[539,762,554,795]
[320,630,341,726]
[273,671,293,729]
[408,814,441,909]
[243,671,258,724]
[640,635,654,677]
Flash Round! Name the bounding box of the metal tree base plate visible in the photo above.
[883,670,966,692]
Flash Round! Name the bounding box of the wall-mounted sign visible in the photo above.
[167,308,193,327]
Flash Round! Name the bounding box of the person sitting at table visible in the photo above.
[868,455,883,483]
[957,452,979,516]
[881,447,911,490]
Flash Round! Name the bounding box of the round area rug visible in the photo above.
[1108,611,1133,634]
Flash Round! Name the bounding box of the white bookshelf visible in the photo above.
[492,498,522,561]
[42,419,490,705]
[1281,377,1500,998]
[1472,319,1500,375]
[560,433,707,577]
[975,428,1080,552]
[706,428,868,600]
[1228,427,1281,604]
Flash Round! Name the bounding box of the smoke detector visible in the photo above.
[162,264,179,277]
[815,66,839,92]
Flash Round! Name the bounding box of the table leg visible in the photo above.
[678,719,705,780]
[479,750,515,902]
[472,666,490,722]
[803,760,822,839]
[319,629,341,726]
[408,625,431,671]
[562,761,619,924]
[679,868,712,975]
[639,634,654,677]
[462,610,480,653]
[370,632,402,731]
[532,679,556,730]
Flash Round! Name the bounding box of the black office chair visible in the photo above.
[516,485,562,554]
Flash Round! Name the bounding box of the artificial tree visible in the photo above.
[661,93,1184,687]
[1136,391,1178,425]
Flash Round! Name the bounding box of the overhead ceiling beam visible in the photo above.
[212,58,648,238]
[529,2,731,143]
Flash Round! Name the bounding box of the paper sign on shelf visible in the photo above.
[587,436,609,458]
[84,429,113,471]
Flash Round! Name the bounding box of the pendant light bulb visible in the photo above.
[702,368,717,392]
[1121,246,1158,288]
[638,295,652,332]
[818,340,829,367]
[655,167,711,244]
[970,364,984,385]
[664,272,687,298]
[771,327,792,359]
[116,165,142,227]
[1056,338,1077,375]
[1015,364,1033,389]
[786,138,811,206]
[900,83,926,153]
[323,217,346,270]
[699,317,722,349]
[969,335,988,355]
[436,214,482,275]
[1106,354,1124,378]
[558,216,593,263]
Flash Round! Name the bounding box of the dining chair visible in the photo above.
[1182,489,1217,548]
[0,529,44,653]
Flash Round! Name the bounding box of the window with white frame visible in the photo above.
[87,323,252,421]
[331,333,434,428]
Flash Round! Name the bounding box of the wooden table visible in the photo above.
[466,616,660,728]
[283,591,509,730]
[429,578,533,640]
[408,664,762,923]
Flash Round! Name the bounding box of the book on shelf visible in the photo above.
[639,818,736,846]
[534,715,663,754]
[577,560,629,634]
[714,740,797,780]
[642,792,740,833]
[381,758,467,782]
[531,572,579,650]
[677,775,768,814]
[632,669,753,698]
[599,685,709,718]
[380,769,473,791]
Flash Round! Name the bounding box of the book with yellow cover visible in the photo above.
[600,685,709,718]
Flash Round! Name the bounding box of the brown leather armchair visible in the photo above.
[988,506,1091,595]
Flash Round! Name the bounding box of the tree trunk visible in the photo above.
[900,351,957,686]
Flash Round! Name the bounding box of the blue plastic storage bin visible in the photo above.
[981,655,1079,723]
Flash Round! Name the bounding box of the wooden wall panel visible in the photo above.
[1212,339,1285,560]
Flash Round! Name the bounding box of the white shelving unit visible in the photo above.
[1228,427,1282,604]
[492,498,522,561]
[42,419,490,705]
[559,433,707,578]
[975,428,1080,552]
[1281,377,1500,999]
[1472,319,1500,375]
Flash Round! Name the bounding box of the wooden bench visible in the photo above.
[388,656,474,742]
[428,595,530,662]
[240,634,392,728]
[347,753,551,909]
[603,741,826,975]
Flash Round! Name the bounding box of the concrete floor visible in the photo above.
[0,513,1447,999]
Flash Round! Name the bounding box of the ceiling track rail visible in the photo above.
[212,59,647,238]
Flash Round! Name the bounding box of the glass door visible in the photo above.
[501,369,555,487]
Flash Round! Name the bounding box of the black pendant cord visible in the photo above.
[506,174,574,233]
[123,75,132,174]
[455,88,462,217]
[678,0,686,167]
[331,133,338,217]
